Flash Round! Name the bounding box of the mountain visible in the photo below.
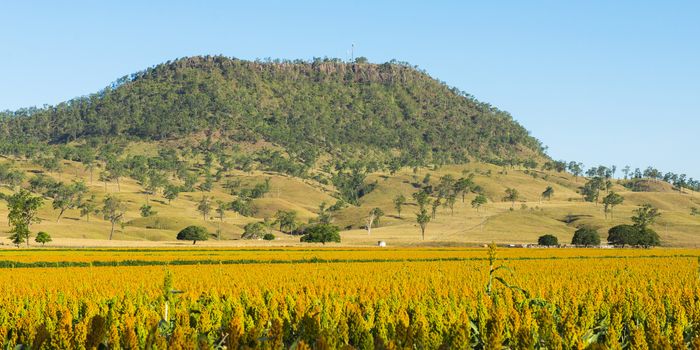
[0,55,544,166]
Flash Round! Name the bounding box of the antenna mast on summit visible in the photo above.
[351,43,355,62]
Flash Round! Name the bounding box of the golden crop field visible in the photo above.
[0,247,698,349]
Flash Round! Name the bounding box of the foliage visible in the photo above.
[471,194,488,211]
[416,208,431,240]
[0,56,545,166]
[393,194,406,218]
[140,204,156,217]
[632,204,661,229]
[34,231,52,246]
[176,226,209,245]
[502,188,519,208]
[262,233,275,241]
[571,227,601,246]
[537,234,559,246]
[102,195,126,240]
[608,225,661,248]
[602,191,624,219]
[6,189,44,247]
[241,222,267,240]
[300,224,341,244]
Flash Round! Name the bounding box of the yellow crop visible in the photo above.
[0,248,698,349]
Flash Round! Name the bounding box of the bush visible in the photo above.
[263,233,276,241]
[537,234,558,246]
[608,225,661,248]
[300,224,341,244]
[241,222,266,239]
[35,231,52,246]
[177,226,209,245]
[571,227,600,246]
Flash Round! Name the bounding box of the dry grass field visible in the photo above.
[1,157,699,248]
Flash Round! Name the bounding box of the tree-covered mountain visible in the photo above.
[0,55,544,166]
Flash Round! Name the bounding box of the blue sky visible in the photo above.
[1,1,698,178]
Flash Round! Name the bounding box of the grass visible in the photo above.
[1,156,699,247]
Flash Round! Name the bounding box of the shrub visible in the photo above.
[35,231,52,246]
[300,224,341,244]
[571,227,600,246]
[241,222,266,239]
[177,226,209,245]
[537,234,558,246]
[263,233,276,241]
[608,225,662,248]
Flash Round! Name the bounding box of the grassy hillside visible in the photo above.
[1,155,698,247]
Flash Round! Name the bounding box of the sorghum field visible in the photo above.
[0,247,699,349]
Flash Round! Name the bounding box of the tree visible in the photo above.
[300,224,341,244]
[197,196,212,221]
[35,231,52,246]
[608,224,661,248]
[503,188,519,208]
[581,177,604,204]
[6,190,44,247]
[445,194,457,215]
[275,210,298,234]
[102,195,126,240]
[431,197,441,219]
[454,176,474,202]
[317,202,332,224]
[416,208,430,240]
[393,194,406,218]
[538,234,558,246]
[51,182,87,222]
[241,222,267,239]
[78,195,99,222]
[366,207,384,235]
[471,194,487,212]
[607,225,638,247]
[571,227,601,247]
[215,201,226,222]
[541,186,554,202]
[632,204,661,230]
[140,204,156,217]
[163,184,180,204]
[177,226,209,245]
[602,192,624,219]
[412,190,430,209]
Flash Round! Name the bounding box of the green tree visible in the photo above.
[177,226,209,245]
[275,210,298,234]
[35,231,52,246]
[163,184,180,204]
[503,188,519,208]
[78,194,99,222]
[51,181,87,222]
[241,222,267,239]
[6,189,44,247]
[366,207,384,235]
[602,192,624,219]
[300,224,341,244]
[393,194,406,218]
[140,204,156,217]
[416,208,431,240]
[632,204,661,230]
[102,195,126,240]
[197,196,212,221]
[571,227,601,246]
[471,194,488,212]
[454,176,474,202]
[538,234,558,246]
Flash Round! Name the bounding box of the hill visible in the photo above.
[0,56,698,248]
[0,55,544,167]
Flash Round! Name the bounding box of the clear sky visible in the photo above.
[1,1,698,178]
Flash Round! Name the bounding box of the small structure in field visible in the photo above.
[377,241,386,247]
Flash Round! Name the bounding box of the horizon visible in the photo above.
[1,1,698,178]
